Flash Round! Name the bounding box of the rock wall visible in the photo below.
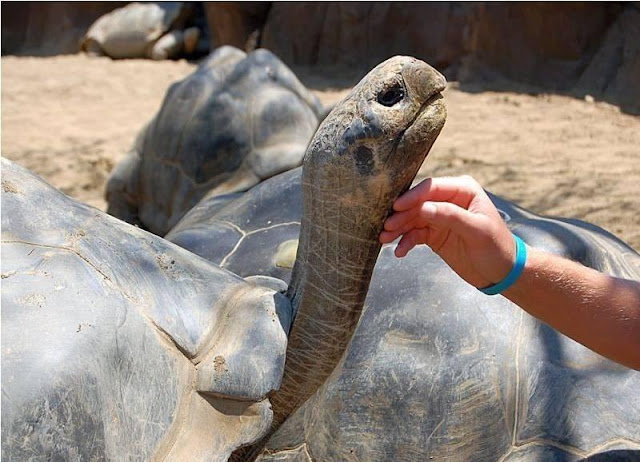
[1,2,126,56]
[462,3,619,86]
[203,2,271,51]
[574,6,640,111]
[261,2,621,87]
[205,1,638,112]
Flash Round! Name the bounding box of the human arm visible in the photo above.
[379,175,640,370]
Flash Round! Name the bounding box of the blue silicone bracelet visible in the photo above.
[479,234,527,296]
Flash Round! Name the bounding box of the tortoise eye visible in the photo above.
[377,85,404,106]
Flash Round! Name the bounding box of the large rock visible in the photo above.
[1,2,125,56]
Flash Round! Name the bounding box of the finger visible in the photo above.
[380,213,423,244]
[422,201,481,238]
[393,176,482,212]
[395,233,416,258]
[383,207,420,231]
[384,199,479,244]
[393,178,433,212]
[379,228,403,243]
[385,201,438,233]
[395,228,430,257]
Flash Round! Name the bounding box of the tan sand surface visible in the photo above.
[2,55,639,250]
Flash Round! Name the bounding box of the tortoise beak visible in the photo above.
[402,60,447,104]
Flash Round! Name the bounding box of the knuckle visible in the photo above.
[460,175,481,193]
[438,203,455,220]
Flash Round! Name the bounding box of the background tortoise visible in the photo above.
[106,45,324,236]
[81,2,201,60]
[167,69,640,460]
[1,56,447,460]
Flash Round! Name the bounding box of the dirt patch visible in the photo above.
[2,179,20,194]
[213,355,228,374]
[156,254,176,271]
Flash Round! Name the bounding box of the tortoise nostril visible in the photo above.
[378,86,405,107]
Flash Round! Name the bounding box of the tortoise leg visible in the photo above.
[183,27,201,55]
[149,30,184,60]
[82,38,105,57]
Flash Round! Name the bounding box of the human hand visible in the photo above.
[380,176,517,289]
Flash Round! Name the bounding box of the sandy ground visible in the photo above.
[2,54,639,251]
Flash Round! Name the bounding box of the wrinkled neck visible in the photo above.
[271,167,390,426]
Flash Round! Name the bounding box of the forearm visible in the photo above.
[503,247,640,370]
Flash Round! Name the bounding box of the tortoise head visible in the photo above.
[289,56,447,313]
[302,55,447,238]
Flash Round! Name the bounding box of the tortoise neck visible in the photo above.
[271,168,387,427]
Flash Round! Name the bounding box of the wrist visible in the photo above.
[481,225,519,286]
[478,233,528,296]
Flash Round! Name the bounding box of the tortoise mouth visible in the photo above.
[389,91,446,159]
[414,91,445,125]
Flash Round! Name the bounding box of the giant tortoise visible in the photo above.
[167,71,640,460]
[106,45,324,236]
[81,2,200,60]
[2,56,449,460]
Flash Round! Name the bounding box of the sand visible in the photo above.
[2,54,639,251]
